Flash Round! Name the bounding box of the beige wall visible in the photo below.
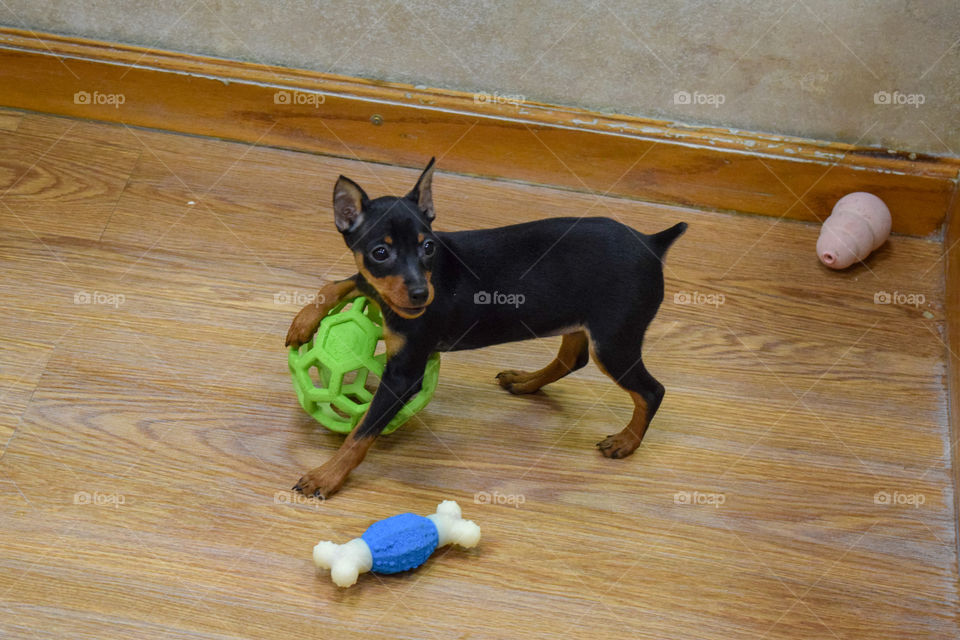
[2,0,957,156]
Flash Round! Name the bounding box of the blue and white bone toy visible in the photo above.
[314,500,481,587]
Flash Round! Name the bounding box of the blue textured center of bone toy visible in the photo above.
[361,513,439,574]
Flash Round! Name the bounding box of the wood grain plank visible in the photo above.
[0,336,52,455]
[0,123,140,240]
[0,28,957,236]
[0,117,955,639]
[0,107,22,132]
[13,110,145,153]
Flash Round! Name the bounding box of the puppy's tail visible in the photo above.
[648,222,688,258]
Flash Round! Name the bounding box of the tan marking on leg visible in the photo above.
[497,331,588,394]
[592,344,651,458]
[597,391,649,459]
[294,430,376,498]
[285,278,359,347]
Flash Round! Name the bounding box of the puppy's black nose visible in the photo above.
[408,286,429,306]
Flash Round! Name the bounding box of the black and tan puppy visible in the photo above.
[287,159,686,498]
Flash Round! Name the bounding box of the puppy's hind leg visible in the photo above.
[496,331,589,395]
[591,331,665,459]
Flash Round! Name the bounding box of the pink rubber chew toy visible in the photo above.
[816,192,891,269]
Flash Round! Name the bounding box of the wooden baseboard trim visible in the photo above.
[945,191,960,566]
[0,27,958,236]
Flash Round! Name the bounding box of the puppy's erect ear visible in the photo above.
[333,176,369,233]
[406,157,437,222]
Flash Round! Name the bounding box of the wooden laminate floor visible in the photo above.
[0,109,956,639]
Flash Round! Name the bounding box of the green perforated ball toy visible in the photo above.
[288,296,440,434]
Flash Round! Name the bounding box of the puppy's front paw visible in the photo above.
[292,465,347,499]
[285,305,324,348]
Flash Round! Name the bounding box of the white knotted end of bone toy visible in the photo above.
[427,500,481,548]
[313,537,373,588]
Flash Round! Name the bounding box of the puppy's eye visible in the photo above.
[370,245,390,262]
[421,239,436,257]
